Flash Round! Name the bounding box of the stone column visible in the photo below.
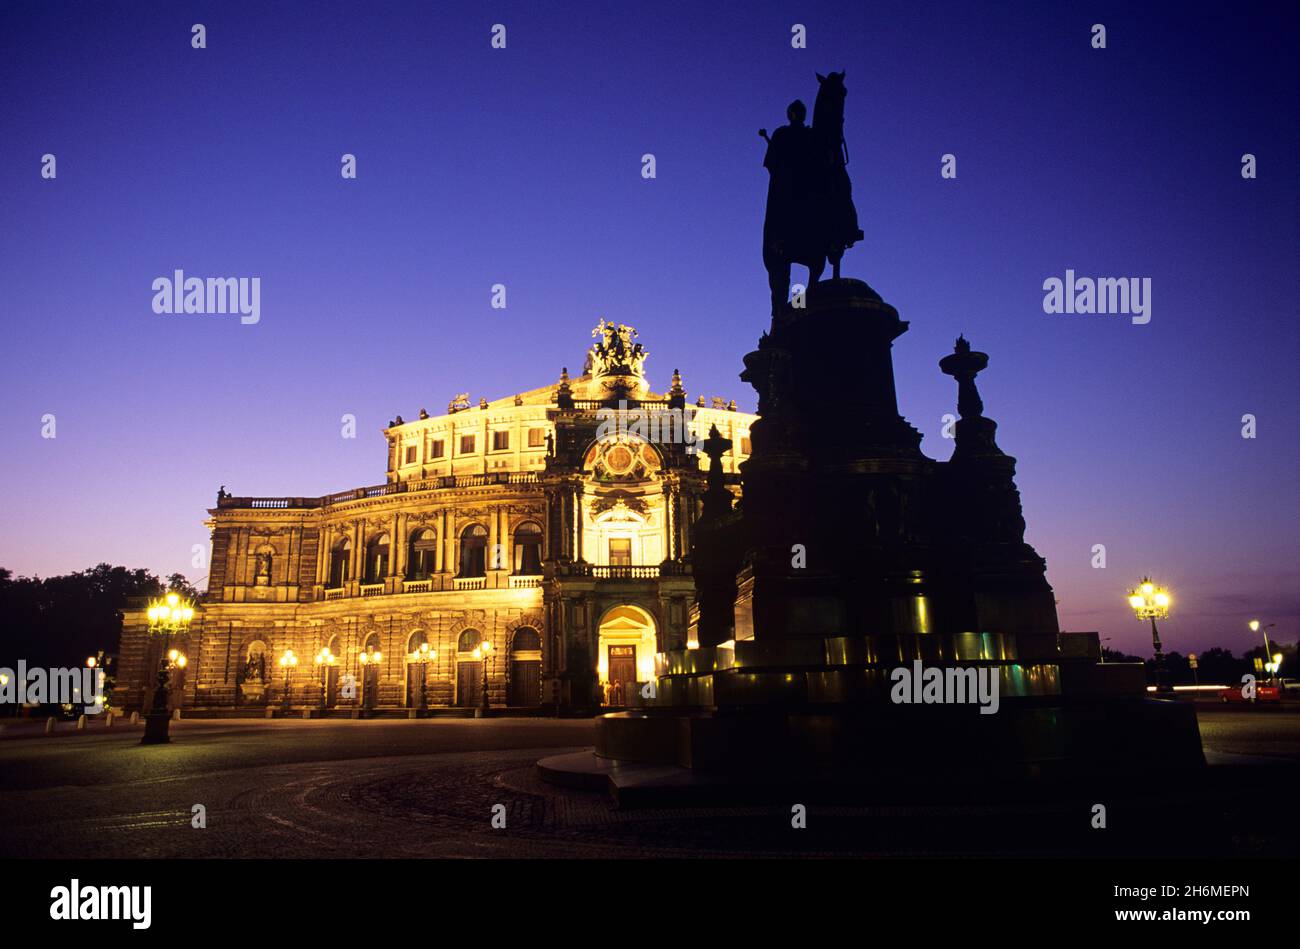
[390,512,403,579]
[232,528,247,587]
[573,484,584,561]
[560,489,571,560]
[350,521,362,587]
[316,525,329,587]
[542,490,552,561]
[445,509,457,576]
[435,509,446,574]
[488,504,500,573]
[664,482,676,560]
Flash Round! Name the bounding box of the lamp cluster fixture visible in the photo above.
[146,592,195,632]
[1126,578,1170,620]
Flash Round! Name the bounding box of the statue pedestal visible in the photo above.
[540,278,1205,803]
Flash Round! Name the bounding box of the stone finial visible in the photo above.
[701,423,732,461]
[556,367,574,410]
[939,340,989,420]
[418,408,429,419]
[700,424,734,521]
[939,338,1002,456]
[668,368,686,409]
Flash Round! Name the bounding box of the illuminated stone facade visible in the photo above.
[114,322,756,714]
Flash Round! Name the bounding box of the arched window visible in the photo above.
[328,537,351,588]
[365,533,390,583]
[406,629,429,654]
[511,627,541,652]
[458,524,487,578]
[513,522,543,575]
[407,528,437,579]
[457,628,482,653]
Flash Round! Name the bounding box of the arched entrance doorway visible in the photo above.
[596,605,657,706]
[323,634,341,708]
[455,629,484,707]
[405,629,432,708]
[507,627,542,706]
[359,633,382,709]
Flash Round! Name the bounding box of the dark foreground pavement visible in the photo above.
[0,708,1296,858]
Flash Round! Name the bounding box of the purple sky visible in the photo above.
[1,0,1296,657]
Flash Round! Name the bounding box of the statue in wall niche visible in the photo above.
[255,551,272,585]
[243,653,266,682]
[545,432,555,457]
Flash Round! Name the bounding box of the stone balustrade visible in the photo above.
[215,471,543,510]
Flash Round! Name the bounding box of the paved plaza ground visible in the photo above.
[1,707,1296,858]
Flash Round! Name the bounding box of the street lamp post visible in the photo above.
[142,592,195,744]
[84,654,105,712]
[1249,620,1277,683]
[476,640,494,714]
[408,642,436,711]
[358,648,383,712]
[278,649,298,713]
[1127,578,1173,694]
[314,647,336,710]
[1263,652,1283,683]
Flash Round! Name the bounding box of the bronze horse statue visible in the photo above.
[760,71,864,315]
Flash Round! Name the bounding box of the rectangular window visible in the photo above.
[430,439,445,459]
[492,430,510,451]
[404,445,418,465]
[608,538,632,567]
[740,437,752,455]
[459,435,475,455]
[528,428,546,447]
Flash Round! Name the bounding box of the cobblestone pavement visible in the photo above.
[0,711,1295,858]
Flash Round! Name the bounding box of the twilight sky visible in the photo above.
[0,0,1296,656]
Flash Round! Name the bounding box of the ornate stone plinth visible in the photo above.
[540,278,1205,802]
